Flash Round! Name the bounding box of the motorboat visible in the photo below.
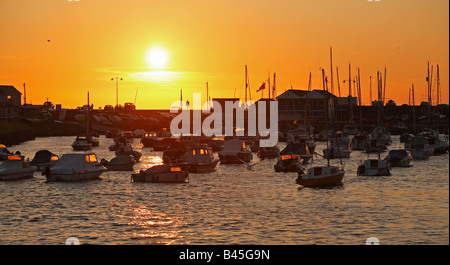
[350,132,369,150]
[100,155,136,171]
[407,136,434,160]
[77,132,99,147]
[123,131,134,143]
[208,137,225,152]
[106,130,122,138]
[87,133,100,147]
[30,150,59,171]
[153,137,177,151]
[258,146,280,160]
[274,154,302,172]
[418,128,448,155]
[286,129,316,154]
[162,140,189,163]
[0,145,13,161]
[43,153,106,182]
[371,127,392,146]
[384,149,412,167]
[218,139,253,164]
[131,165,189,183]
[115,145,142,162]
[0,155,37,181]
[296,165,344,187]
[357,159,391,176]
[364,138,387,153]
[71,136,92,151]
[140,132,158,147]
[280,141,312,164]
[323,131,352,158]
[171,146,219,173]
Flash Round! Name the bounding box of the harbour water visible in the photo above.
[0,136,448,245]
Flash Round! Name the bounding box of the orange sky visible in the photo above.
[0,0,448,109]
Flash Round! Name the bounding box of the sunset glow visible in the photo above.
[0,0,448,109]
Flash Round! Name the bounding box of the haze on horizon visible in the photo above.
[0,0,448,109]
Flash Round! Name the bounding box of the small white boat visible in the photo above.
[43,153,106,182]
[218,139,253,164]
[296,165,345,187]
[323,131,352,158]
[171,146,219,173]
[0,155,37,181]
[357,159,391,176]
[100,155,136,171]
[131,165,189,183]
[71,136,92,151]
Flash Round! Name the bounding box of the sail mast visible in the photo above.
[330,47,334,95]
[322,69,330,167]
[245,65,248,103]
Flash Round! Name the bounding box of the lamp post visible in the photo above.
[111,76,123,108]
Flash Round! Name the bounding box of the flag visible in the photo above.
[257,82,266,92]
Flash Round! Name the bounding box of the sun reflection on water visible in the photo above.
[129,205,186,245]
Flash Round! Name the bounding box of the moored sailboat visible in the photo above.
[296,68,345,188]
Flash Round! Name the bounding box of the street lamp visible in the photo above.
[111,76,123,108]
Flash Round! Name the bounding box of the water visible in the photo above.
[0,136,448,245]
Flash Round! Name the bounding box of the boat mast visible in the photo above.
[336,67,341,97]
[322,69,330,167]
[358,68,363,132]
[304,72,311,130]
[272,72,277,99]
[87,91,90,136]
[330,47,334,95]
[412,83,416,134]
[437,64,440,105]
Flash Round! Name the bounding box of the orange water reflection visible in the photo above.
[129,205,186,245]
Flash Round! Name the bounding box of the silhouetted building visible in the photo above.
[0,85,21,121]
[276,89,336,125]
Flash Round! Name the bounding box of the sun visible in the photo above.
[147,49,168,67]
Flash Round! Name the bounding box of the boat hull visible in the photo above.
[274,162,300,172]
[0,169,36,181]
[187,160,219,173]
[72,144,92,151]
[104,164,134,171]
[357,165,390,176]
[45,170,104,182]
[296,172,344,187]
[219,153,252,164]
[131,171,188,183]
[410,149,432,160]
